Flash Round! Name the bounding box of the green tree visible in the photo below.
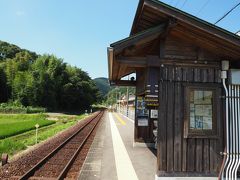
[1,40,101,111]
[0,65,9,102]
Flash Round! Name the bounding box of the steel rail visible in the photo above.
[57,111,103,179]
[18,111,103,180]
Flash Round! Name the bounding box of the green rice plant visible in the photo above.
[0,114,87,156]
[0,114,55,139]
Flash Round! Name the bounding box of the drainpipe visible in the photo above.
[220,60,229,179]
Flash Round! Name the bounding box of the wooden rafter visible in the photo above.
[111,23,167,54]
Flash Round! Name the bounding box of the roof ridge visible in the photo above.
[131,0,240,41]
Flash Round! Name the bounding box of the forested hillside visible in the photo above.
[0,40,101,111]
[105,86,135,106]
[93,77,111,97]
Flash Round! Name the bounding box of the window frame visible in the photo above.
[183,83,220,138]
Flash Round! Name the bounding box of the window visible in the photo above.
[184,84,220,138]
[190,90,213,130]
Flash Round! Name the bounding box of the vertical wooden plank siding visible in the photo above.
[187,138,196,171]
[157,65,223,175]
[158,67,167,171]
[174,67,182,171]
[194,66,203,173]
[196,139,203,172]
[203,139,210,172]
[166,67,174,171]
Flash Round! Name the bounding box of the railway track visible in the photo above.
[12,110,104,180]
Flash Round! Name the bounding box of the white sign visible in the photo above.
[150,110,158,119]
[138,118,148,126]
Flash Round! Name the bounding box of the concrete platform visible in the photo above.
[78,112,156,180]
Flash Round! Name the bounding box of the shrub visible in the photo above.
[0,101,46,114]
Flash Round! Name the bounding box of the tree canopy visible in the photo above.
[0,40,102,111]
[105,86,135,106]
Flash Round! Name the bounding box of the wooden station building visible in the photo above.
[108,0,240,179]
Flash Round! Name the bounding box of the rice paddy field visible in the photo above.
[0,113,87,156]
[0,114,55,139]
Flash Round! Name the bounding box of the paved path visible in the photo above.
[78,112,156,180]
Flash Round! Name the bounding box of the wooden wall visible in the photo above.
[136,70,146,95]
[157,65,224,176]
[163,34,221,61]
[135,69,152,143]
[157,34,224,176]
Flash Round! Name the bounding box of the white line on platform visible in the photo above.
[109,113,139,180]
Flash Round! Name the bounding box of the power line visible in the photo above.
[196,0,211,16]
[215,2,240,24]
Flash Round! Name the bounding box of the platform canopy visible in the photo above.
[108,0,240,85]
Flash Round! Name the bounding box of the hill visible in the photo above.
[105,86,135,105]
[93,77,136,105]
[94,77,111,97]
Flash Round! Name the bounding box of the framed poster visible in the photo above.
[138,117,148,126]
[136,96,148,116]
[150,109,158,119]
[183,83,220,138]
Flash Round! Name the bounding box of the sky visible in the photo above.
[0,0,239,79]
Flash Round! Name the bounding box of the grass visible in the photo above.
[0,114,87,156]
[0,114,55,139]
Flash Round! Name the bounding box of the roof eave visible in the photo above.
[130,0,145,36]
[130,0,240,46]
[107,47,114,81]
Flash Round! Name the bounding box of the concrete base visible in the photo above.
[155,175,217,180]
[133,142,155,148]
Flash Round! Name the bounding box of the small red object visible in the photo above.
[1,153,8,166]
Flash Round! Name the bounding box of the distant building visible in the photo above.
[118,94,135,120]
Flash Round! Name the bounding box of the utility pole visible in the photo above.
[118,92,121,113]
[115,91,118,112]
[126,86,129,117]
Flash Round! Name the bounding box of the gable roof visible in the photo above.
[130,0,240,46]
[110,23,166,50]
[108,0,240,83]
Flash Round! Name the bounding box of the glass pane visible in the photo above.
[189,90,213,130]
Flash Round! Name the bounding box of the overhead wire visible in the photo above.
[215,2,240,24]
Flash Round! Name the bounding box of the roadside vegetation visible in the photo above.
[0,101,46,114]
[0,114,87,156]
